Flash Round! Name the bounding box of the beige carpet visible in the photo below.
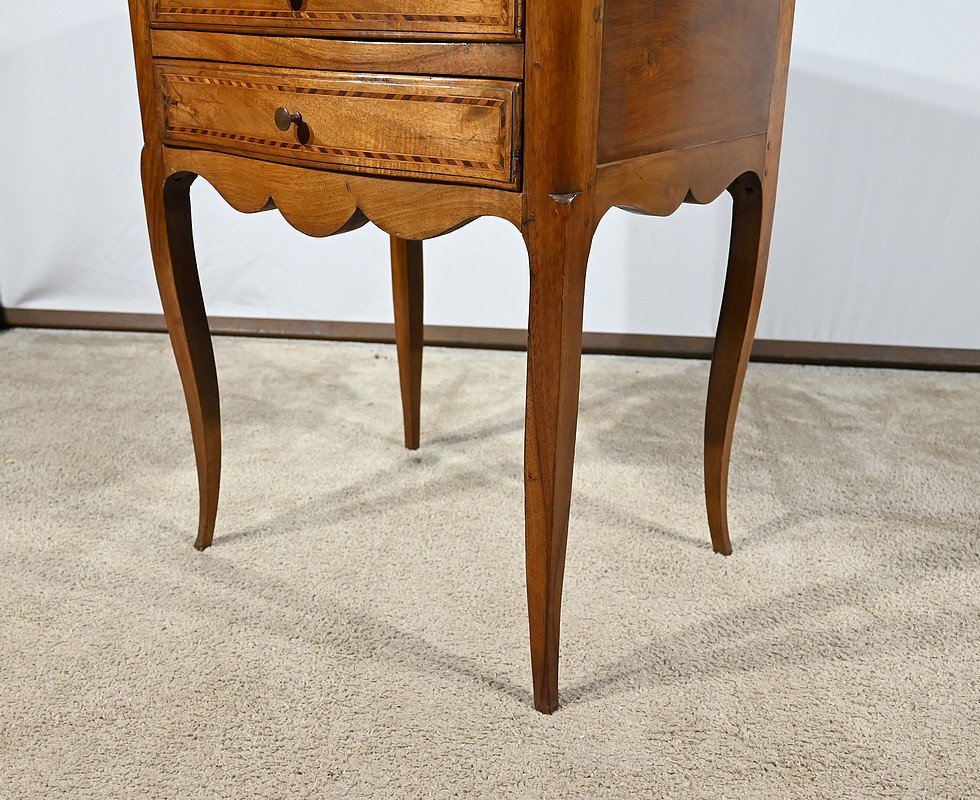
[1,328,978,798]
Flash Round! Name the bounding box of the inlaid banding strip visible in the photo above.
[157,7,505,23]
[168,126,497,171]
[168,73,506,110]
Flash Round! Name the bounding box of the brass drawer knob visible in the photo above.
[274,107,303,132]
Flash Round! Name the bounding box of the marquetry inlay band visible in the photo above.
[167,73,508,111]
[154,6,510,26]
[168,126,498,171]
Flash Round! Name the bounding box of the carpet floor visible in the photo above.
[0,328,978,799]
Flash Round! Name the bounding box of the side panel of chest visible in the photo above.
[598,0,780,164]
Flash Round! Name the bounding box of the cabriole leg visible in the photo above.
[705,172,774,556]
[141,148,220,551]
[524,200,593,713]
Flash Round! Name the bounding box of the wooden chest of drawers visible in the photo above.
[128,0,796,713]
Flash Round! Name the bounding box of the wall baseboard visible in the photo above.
[3,307,978,372]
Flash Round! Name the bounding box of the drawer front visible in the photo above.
[149,0,520,39]
[157,62,522,187]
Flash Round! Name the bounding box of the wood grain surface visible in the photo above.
[150,30,525,78]
[158,61,522,187]
[148,0,522,39]
[598,0,779,164]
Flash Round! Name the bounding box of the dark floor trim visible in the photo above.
[3,308,978,372]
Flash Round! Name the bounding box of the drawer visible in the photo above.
[148,0,521,40]
[157,62,522,188]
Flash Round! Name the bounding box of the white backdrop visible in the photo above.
[1,1,978,348]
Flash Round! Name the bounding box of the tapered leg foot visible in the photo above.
[390,237,424,451]
[705,172,774,556]
[141,148,221,551]
[524,202,593,713]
